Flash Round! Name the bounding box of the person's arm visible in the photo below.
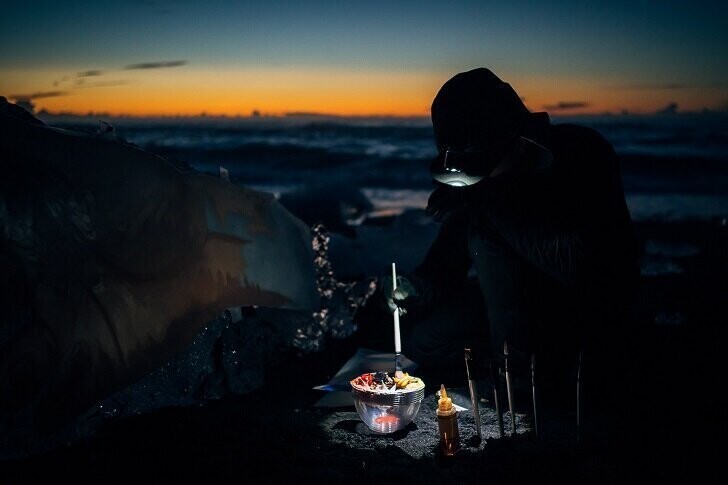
[405,208,473,309]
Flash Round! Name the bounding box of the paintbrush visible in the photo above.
[391,262,403,377]
[464,348,482,441]
[490,360,504,438]
[504,341,517,437]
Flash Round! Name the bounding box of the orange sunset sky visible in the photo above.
[1,1,726,117]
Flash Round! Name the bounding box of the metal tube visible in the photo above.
[490,360,504,438]
[504,341,517,437]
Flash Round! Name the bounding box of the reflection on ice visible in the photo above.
[654,312,686,326]
[644,240,700,258]
[640,257,684,276]
[626,194,728,222]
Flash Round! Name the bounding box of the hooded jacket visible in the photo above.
[411,121,640,326]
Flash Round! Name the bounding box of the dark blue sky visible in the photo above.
[2,0,726,115]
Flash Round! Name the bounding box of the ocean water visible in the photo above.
[49,112,728,221]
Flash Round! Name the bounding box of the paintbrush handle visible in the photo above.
[391,263,401,354]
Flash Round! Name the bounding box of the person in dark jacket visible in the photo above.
[368,68,640,392]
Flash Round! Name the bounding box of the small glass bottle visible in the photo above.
[437,384,460,456]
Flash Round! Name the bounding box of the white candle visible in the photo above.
[392,262,401,353]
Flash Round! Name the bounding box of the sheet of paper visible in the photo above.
[436,389,469,412]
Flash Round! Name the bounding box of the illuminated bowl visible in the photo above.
[350,384,425,434]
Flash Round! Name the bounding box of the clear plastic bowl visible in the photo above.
[350,384,425,434]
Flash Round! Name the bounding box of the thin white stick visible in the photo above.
[392,262,401,353]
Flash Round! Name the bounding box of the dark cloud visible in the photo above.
[656,102,679,115]
[610,83,688,90]
[9,91,68,101]
[610,82,728,90]
[8,92,68,114]
[52,76,70,87]
[77,70,104,78]
[124,60,187,70]
[75,80,130,89]
[543,101,589,111]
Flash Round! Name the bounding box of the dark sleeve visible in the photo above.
[409,208,473,305]
[473,128,637,292]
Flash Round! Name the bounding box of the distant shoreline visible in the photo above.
[29,109,728,125]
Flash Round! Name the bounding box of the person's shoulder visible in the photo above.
[549,123,615,155]
[548,123,619,177]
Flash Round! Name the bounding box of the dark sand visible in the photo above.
[3,217,725,483]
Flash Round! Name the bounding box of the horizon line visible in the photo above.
[31,108,726,120]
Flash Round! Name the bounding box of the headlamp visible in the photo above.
[430,136,553,187]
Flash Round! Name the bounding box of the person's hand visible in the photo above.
[425,184,466,222]
[380,275,420,316]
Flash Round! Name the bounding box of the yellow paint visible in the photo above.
[438,384,454,413]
